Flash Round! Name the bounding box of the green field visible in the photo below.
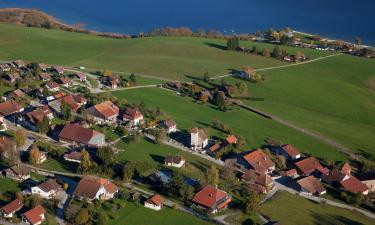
[260,191,375,225]
[0,24,331,81]
[0,177,21,200]
[113,87,347,162]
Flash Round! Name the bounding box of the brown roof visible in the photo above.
[297,176,326,194]
[54,66,64,73]
[281,144,300,158]
[225,135,237,144]
[26,106,52,124]
[146,194,164,206]
[241,170,273,187]
[190,127,208,141]
[39,73,51,81]
[0,100,23,116]
[242,149,274,174]
[11,89,25,98]
[209,143,221,153]
[192,186,229,209]
[340,162,351,176]
[2,198,23,214]
[124,108,143,120]
[59,124,102,145]
[294,157,328,175]
[58,76,70,84]
[76,72,86,79]
[63,151,82,161]
[324,169,347,183]
[74,175,118,200]
[23,205,46,225]
[164,155,184,164]
[340,176,369,194]
[38,179,60,192]
[163,119,176,128]
[93,101,119,119]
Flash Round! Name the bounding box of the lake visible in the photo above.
[0,0,374,46]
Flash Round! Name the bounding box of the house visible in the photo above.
[46,81,60,92]
[0,198,23,218]
[239,66,255,80]
[164,155,185,168]
[39,73,51,82]
[76,72,87,81]
[4,165,31,181]
[123,108,143,126]
[225,135,237,145]
[33,151,47,164]
[73,175,119,202]
[209,143,221,154]
[322,169,350,185]
[279,144,301,160]
[31,179,61,199]
[294,157,329,177]
[0,115,7,131]
[5,72,21,83]
[280,168,298,178]
[296,176,326,196]
[87,101,119,124]
[0,100,24,116]
[242,149,275,174]
[8,89,25,99]
[340,162,351,176]
[26,105,53,127]
[13,60,26,68]
[22,205,46,225]
[161,119,177,133]
[59,124,105,147]
[108,76,118,89]
[144,194,164,211]
[359,172,375,192]
[58,76,71,87]
[283,55,293,62]
[340,176,369,195]
[191,186,232,214]
[53,66,64,74]
[0,63,10,72]
[241,170,274,194]
[63,151,83,163]
[190,127,208,151]
[38,63,49,71]
[48,94,86,113]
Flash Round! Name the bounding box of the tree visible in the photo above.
[122,161,135,181]
[28,145,41,165]
[154,129,167,144]
[37,116,49,133]
[262,48,271,57]
[295,51,305,62]
[0,139,18,165]
[245,190,261,213]
[226,36,240,51]
[166,170,186,197]
[355,36,362,46]
[129,73,137,86]
[214,91,227,111]
[75,208,89,225]
[97,212,108,225]
[97,146,115,167]
[103,69,112,77]
[60,100,71,121]
[234,136,246,150]
[78,149,92,173]
[236,81,248,97]
[182,185,195,203]
[203,72,210,82]
[275,155,286,169]
[207,165,219,185]
[15,128,26,147]
[251,46,258,54]
[222,166,236,183]
[272,46,281,59]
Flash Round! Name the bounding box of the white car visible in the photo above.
[79,66,86,70]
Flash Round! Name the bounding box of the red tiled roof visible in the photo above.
[209,143,221,153]
[225,135,237,144]
[0,100,23,116]
[59,124,101,145]
[340,176,369,194]
[340,162,351,176]
[297,176,326,194]
[38,179,60,192]
[146,194,164,206]
[53,91,66,99]
[164,119,176,128]
[294,157,328,175]
[124,108,143,120]
[58,76,70,84]
[2,198,23,215]
[23,205,46,225]
[94,101,119,119]
[104,181,118,194]
[281,144,300,158]
[74,175,118,200]
[243,149,274,174]
[192,186,229,209]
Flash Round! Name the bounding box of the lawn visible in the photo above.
[113,87,347,162]
[0,177,21,201]
[260,191,375,225]
[0,23,327,81]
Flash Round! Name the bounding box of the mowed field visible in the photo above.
[235,54,375,157]
[113,88,347,162]
[0,24,331,81]
[260,191,375,225]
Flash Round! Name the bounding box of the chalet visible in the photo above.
[192,186,231,214]
[58,76,71,87]
[53,66,64,74]
[38,63,49,71]
[31,179,61,199]
[242,149,275,174]
[340,176,369,195]
[123,108,143,126]
[161,119,177,133]
[239,66,255,80]
[13,60,26,68]
[63,151,83,163]
[225,135,237,145]
[87,101,119,124]
[22,205,46,225]
[0,100,24,116]
[5,72,21,83]
[59,123,105,147]
[25,105,53,127]
[0,63,10,72]
[359,172,375,192]
[4,165,31,181]
[294,157,329,177]
[278,144,301,160]
[39,73,51,82]
[241,170,274,194]
[48,94,86,113]
[144,194,164,211]
[190,127,208,151]
[8,89,25,99]
[296,176,326,196]
[46,81,60,92]
[76,72,87,81]
[0,198,23,218]
[73,175,119,202]
[164,155,185,168]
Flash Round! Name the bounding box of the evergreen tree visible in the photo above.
[215,91,227,111]
[272,46,281,59]
[122,161,135,181]
[97,146,115,167]
[61,100,71,121]
[226,36,239,51]
[251,46,258,54]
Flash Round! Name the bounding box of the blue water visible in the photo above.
[0,0,374,46]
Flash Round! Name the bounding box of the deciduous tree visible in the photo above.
[207,165,219,185]
[28,145,41,165]
[15,128,26,147]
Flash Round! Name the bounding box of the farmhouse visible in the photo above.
[1,198,23,218]
[278,144,301,160]
[241,170,274,194]
[13,60,26,68]
[4,165,30,181]
[280,168,298,178]
[0,100,24,116]
[296,176,326,196]
[26,105,53,126]
[144,194,164,211]
[31,179,61,199]
[161,119,177,133]
[39,73,51,81]
[63,151,83,163]
[59,123,105,147]
[322,169,350,185]
[22,205,46,225]
[340,176,369,195]
[164,155,185,168]
[73,175,119,202]
[75,72,87,81]
[340,162,351,176]
[123,108,143,126]
[242,149,275,174]
[294,157,329,177]
[359,172,375,192]
[192,186,232,214]
[58,76,71,87]
[87,101,119,124]
[190,127,208,151]
[46,81,60,92]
